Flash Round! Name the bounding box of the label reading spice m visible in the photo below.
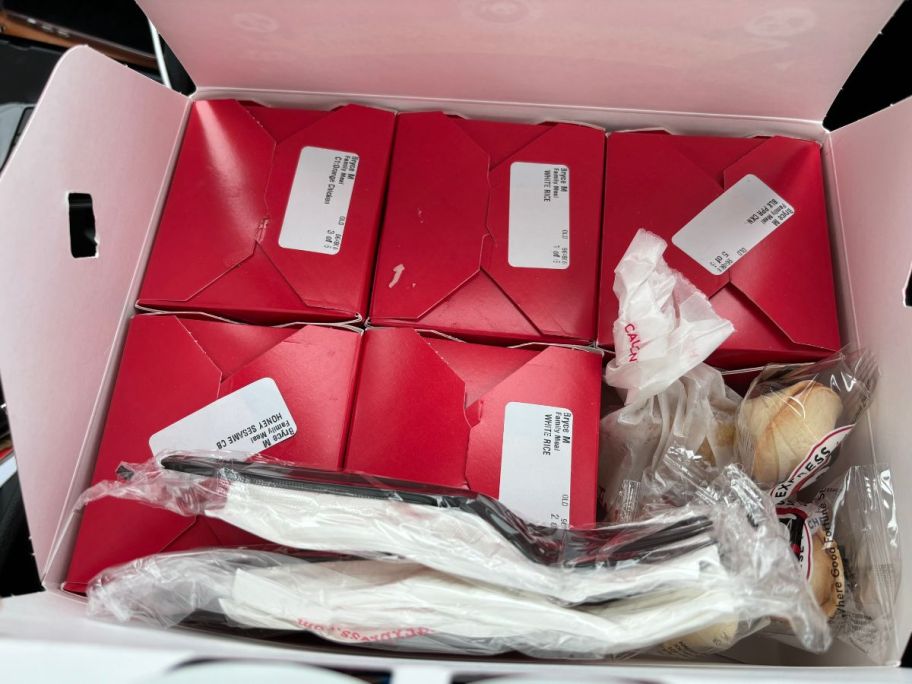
[672,174,794,275]
[278,147,359,255]
[508,162,570,269]
[499,402,573,528]
[148,378,296,461]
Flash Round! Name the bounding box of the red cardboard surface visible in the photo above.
[64,315,361,592]
[370,112,605,344]
[138,100,395,323]
[345,327,602,526]
[598,132,840,368]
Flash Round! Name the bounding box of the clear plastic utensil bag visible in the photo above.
[80,451,830,659]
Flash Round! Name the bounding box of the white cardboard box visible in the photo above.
[1,1,911,679]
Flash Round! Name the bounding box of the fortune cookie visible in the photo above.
[659,620,740,657]
[741,380,843,486]
[697,420,736,466]
[809,529,845,619]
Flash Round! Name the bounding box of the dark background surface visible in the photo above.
[2,0,154,52]
[825,1,912,130]
[0,0,910,665]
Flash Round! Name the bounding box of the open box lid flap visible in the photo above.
[829,98,912,652]
[138,0,900,122]
[0,47,187,576]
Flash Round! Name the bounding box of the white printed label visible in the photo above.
[148,378,296,461]
[771,424,854,502]
[499,402,573,528]
[672,174,795,275]
[278,147,359,255]
[508,162,570,269]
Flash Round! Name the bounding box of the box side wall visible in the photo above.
[42,122,192,589]
[0,48,188,576]
[197,87,827,141]
[6,590,905,680]
[826,96,912,655]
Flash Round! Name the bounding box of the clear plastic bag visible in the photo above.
[655,618,768,658]
[78,451,831,657]
[641,447,900,661]
[87,549,774,659]
[633,446,826,657]
[603,230,734,405]
[734,349,877,501]
[773,465,900,662]
[599,364,740,522]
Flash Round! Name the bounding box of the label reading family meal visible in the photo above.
[148,378,297,461]
[278,146,359,255]
[771,424,855,502]
[499,402,573,528]
[672,174,795,275]
[508,162,570,269]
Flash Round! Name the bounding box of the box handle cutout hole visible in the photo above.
[906,264,912,307]
[68,192,97,258]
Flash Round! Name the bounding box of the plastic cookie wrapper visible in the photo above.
[603,229,734,406]
[654,617,769,659]
[599,363,740,522]
[641,448,900,660]
[632,446,829,657]
[770,465,900,663]
[734,348,877,501]
[76,451,830,656]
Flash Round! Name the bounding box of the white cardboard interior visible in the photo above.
[3,591,912,683]
[0,0,910,674]
[0,48,187,577]
[826,98,912,653]
[138,0,897,122]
